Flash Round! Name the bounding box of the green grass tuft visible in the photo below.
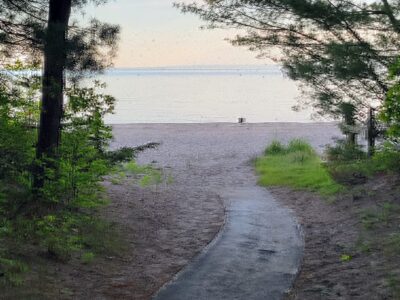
[264,140,286,155]
[81,252,95,264]
[256,139,343,195]
[287,139,315,153]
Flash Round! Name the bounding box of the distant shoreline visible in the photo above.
[97,66,283,77]
[109,121,337,126]
[1,65,282,75]
[105,64,281,71]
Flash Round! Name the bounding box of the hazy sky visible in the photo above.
[82,0,265,68]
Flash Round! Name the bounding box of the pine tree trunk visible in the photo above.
[367,107,376,157]
[34,0,72,190]
[347,132,356,145]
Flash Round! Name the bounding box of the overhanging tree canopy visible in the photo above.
[0,0,119,71]
[0,0,119,190]
[177,0,400,119]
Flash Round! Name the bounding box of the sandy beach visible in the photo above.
[52,122,342,299]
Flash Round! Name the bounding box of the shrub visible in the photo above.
[381,59,400,141]
[325,139,367,162]
[327,142,400,185]
[0,76,38,183]
[0,79,131,275]
[373,144,400,173]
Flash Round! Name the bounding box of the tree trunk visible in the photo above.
[34,0,72,190]
[347,132,356,145]
[340,103,357,146]
[367,107,376,157]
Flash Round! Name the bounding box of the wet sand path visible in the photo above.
[153,187,303,300]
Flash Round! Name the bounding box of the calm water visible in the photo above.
[84,66,315,124]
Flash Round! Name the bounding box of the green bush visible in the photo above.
[0,76,38,183]
[0,77,131,281]
[327,142,400,185]
[325,140,367,162]
[381,58,400,140]
[373,144,400,173]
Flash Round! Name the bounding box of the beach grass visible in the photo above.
[256,139,343,196]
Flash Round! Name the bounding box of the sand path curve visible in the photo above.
[111,123,341,300]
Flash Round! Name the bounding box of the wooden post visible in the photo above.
[238,117,246,124]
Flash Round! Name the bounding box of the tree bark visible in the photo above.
[34,0,72,189]
[367,107,376,157]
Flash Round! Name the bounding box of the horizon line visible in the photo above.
[108,63,280,70]
[0,64,282,73]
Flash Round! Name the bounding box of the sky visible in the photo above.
[81,0,266,68]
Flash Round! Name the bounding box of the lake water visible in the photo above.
[85,66,316,124]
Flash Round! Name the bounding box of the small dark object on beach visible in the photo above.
[238,117,246,124]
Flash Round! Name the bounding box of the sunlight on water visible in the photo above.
[83,66,316,124]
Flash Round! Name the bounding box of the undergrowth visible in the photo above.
[0,75,155,287]
[110,160,171,188]
[326,142,400,185]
